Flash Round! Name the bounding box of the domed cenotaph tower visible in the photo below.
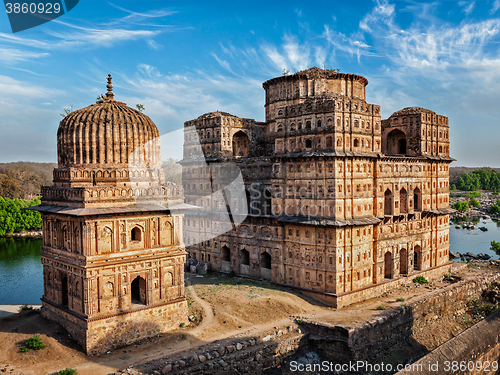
[32,75,189,355]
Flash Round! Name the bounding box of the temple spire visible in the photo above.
[105,74,114,100]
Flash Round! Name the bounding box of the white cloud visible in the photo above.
[491,0,500,14]
[0,48,49,63]
[459,1,475,15]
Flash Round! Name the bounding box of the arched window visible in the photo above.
[131,227,141,241]
[414,245,422,270]
[305,120,311,130]
[261,252,271,269]
[384,189,393,216]
[353,138,359,147]
[385,129,407,155]
[414,187,422,211]
[240,249,250,265]
[61,274,68,307]
[232,131,249,157]
[384,252,392,279]
[305,139,312,148]
[400,188,408,214]
[263,188,272,216]
[222,245,231,262]
[400,248,408,275]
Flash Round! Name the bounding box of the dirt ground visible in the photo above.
[0,263,498,375]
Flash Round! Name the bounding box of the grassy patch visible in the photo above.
[376,306,387,311]
[468,299,499,320]
[57,369,77,375]
[396,297,405,302]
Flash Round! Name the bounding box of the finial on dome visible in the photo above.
[106,74,114,100]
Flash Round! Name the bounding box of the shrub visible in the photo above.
[396,298,405,302]
[470,198,481,208]
[413,276,429,284]
[22,334,46,351]
[376,306,387,310]
[180,322,185,327]
[57,369,77,375]
[18,304,33,312]
[466,191,481,199]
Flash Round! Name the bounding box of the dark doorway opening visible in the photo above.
[131,276,146,305]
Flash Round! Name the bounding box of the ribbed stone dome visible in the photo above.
[57,75,160,168]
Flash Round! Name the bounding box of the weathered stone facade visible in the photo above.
[32,76,188,354]
[183,67,453,307]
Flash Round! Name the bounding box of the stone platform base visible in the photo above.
[41,298,188,355]
[302,262,453,308]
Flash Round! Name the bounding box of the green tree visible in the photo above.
[452,201,468,212]
[0,197,41,236]
[450,184,456,191]
[466,191,481,199]
[490,240,500,256]
[470,198,481,208]
[491,200,500,214]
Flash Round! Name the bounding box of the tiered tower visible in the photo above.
[32,75,188,354]
[183,67,453,308]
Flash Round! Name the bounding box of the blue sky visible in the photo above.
[1,0,500,166]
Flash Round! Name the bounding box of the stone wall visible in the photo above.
[304,269,500,366]
[42,298,188,355]
[301,262,452,308]
[131,325,306,375]
[395,309,500,375]
[120,270,500,374]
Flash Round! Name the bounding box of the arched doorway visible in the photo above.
[413,187,421,211]
[386,129,407,155]
[232,131,249,157]
[240,248,250,275]
[222,245,231,261]
[260,252,272,280]
[221,245,231,273]
[384,189,393,216]
[400,248,408,275]
[61,274,68,307]
[261,252,271,269]
[241,249,250,265]
[263,188,272,216]
[400,188,408,214]
[414,245,422,271]
[384,252,392,279]
[131,276,146,305]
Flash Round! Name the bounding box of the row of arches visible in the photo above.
[383,245,423,279]
[384,187,422,215]
[221,245,272,269]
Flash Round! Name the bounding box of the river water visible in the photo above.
[1,219,500,304]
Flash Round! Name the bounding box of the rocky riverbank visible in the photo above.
[1,230,42,238]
